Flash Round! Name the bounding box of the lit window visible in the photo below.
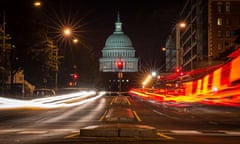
[217,18,222,26]
[217,2,223,13]
[226,2,231,12]
[217,5,222,13]
[226,31,231,37]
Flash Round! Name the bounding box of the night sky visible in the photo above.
[1,0,185,86]
[1,0,185,64]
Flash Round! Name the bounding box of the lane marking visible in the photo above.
[18,130,48,134]
[171,130,202,135]
[126,97,131,105]
[224,131,240,135]
[64,133,79,139]
[99,110,108,121]
[133,110,142,122]
[110,97,115,105]
[157,132,175,140]
[153,109,180,120]
[0,129,20,134]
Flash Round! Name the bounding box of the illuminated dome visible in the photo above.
[105,33,133,48]
[103,14,133,49]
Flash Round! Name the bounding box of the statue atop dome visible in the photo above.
[114,11,123,34]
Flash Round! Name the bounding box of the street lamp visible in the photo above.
[55,27,73,90]
[72,38,78,44]
[63,27,72,36]
[151,71,157,77]
[176,22,186,68]
[151,71,157,88]
[33,1,41,8]
[162,47,167,51]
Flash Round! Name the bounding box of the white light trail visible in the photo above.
[0,91,106,109]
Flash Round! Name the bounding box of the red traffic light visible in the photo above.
[117,60,123,70]
[175,67,181,73]
[73,73,79,79]
[175,67,183,76]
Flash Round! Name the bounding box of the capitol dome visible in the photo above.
[105,33,133,48]
[103,14,134,49]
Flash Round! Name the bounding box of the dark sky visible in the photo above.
[1,0,185,69]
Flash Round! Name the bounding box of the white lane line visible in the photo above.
[168,130,240,136]
[0,129,20,134]
[153,109,179,120]
[170,130,202,135]
[18,130,48,134]
[221,131,240,135]
[0,128,78,134]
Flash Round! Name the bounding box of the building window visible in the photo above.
[217,18,222,26]
[226,18,230,25]
[217,30,222,37]
[127,62,134,69]
[226,31,231,37]
[217,5,222,13]
[217,2,223,13]
[226,2,231,12]
[217,43,222,50]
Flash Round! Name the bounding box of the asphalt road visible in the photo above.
[0,93,239,144]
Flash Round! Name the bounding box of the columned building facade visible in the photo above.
[99,13,139,91]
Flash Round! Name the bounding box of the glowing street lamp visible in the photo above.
[73,38,78,44]
[63,27,72,37]
[162,47,166,51]
[151,71,157,77]
[33,1,41,7]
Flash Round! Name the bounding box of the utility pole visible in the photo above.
[55,46,59,91]
[1,11,6,94]
[176,25,180,68]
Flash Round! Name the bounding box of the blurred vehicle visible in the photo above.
[33,88,56,97]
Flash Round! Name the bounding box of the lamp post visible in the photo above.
[55,27,73,90]
[175,22,186,68]
[117,58,123,95]
[55,47,59,90]
[151,71,157,88]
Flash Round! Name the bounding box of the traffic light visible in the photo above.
[175,67,183,76]
[175,67,181,73]
[117,60,123,70]
[73,73,79,80]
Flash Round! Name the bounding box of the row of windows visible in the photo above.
[217,2,231,13]
[103,51,135,57]
[101,61,136,69]
[217,17,230,26]
[216,41,230,51]
[217,30,232,38]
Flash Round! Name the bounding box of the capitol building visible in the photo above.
[99,13,139,91]
[99,13,138,72]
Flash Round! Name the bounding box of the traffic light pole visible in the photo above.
[117,58,123,96]
[118,71,123,96]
